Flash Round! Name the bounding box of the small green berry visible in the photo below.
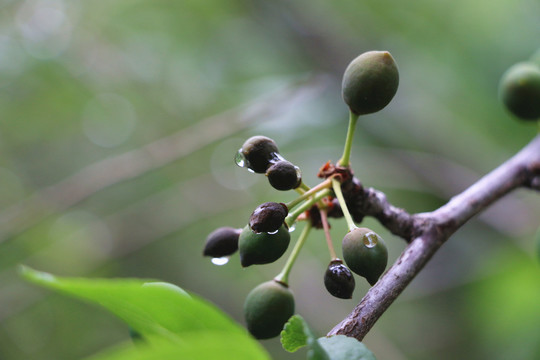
[266,160,301,191]
[240,136,280,173]
[244,280,295,339]
[249,202,288,234]
[238,224,290,267]
[342,50,399,115]
[499,62,540,120]
[342,227,388,286]
[324,259,355,299]
[203,227,241,258]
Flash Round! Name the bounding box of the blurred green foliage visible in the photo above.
[0,0,539,359]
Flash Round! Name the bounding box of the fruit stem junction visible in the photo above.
[319,209,338,260]
[285,189,333,227]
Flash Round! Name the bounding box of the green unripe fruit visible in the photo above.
[499,62,540,120]
[342,50,399,115]
[244,280,295,339]
[238,224,290,267]
[342,227,388,286]
[240,136,280,173]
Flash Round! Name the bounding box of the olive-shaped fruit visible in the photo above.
[244,280,295,339]
[266,160,301,191]
[342,227,388,285]
[238,224,290,267]
[324,259,355,299]
[203,227,241,258]
[342,50,399,115]
[240,136,280,173]
[499,62,540,120]
[249,202,288,233]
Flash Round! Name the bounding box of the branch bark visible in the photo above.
[328,134,540,340]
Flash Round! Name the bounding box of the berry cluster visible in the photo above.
[202,49,540,340]
[203,50,397,339]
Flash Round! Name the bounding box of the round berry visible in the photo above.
[240,136,280,173]
[202,227,241,258]
[249,202,288,234]
[266,160,301,191]
[324,259,355,299]
[238,224,290,267]
[499,62,540,120]
[342,51,399,115]
[244,280,295,339]
[342,227,388,286]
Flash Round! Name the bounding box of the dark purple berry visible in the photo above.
[240,136,280,173]
[249,202,288,233]
[203,227,241,258]
[324,259,355,299]
[266,160,301,191]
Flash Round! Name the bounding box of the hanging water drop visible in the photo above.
[211,257,230,266]
[235,149,247,168]
[288,223,296,232]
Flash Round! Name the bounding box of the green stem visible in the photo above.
[331,178,357,231]
[285,188,332,227]
[320,209,338,260]
[274,223,312,285]
[286,178,333,210]
[338,111,360,167]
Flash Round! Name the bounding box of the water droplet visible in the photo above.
[294,165,302,183]
[267,229,279,235]
[288,223,296,232]
[211,257,229,266]
[363,233,378,248]
[234,149,246,168]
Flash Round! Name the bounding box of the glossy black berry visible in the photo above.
[499,62,540,120]
[249,202,288,234]
[203,227,241,258]
[240,136,280,173]
[324,259,355,299]
[342,51,399,115]
[342,227,388,286]
[238,224,290,267]
[244,280,295,339]
[266,160,301,191]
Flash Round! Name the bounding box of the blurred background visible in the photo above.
[0,0,539,359]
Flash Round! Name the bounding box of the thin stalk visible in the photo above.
[285,189,332,227]
[286,178,333,210]
[275,223,312,285]
[320,209,338,260]
[338,111,360,167]
[332,178,357,231]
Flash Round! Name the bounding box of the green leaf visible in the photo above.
[317,335,376,360]
[20,265,243,338]
[281,315,309,352]
[86,332,270,360]
[280,315,330,360]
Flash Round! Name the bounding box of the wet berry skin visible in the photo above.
[238,224,291,267]
[249,202,288,234]
[241,136,280,173]
[342,227,388,286]
[324,259,355,299]
[266,160,301,191]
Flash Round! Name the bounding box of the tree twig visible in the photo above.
[328,134,540,340]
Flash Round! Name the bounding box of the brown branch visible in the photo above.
[328,134,540,340]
